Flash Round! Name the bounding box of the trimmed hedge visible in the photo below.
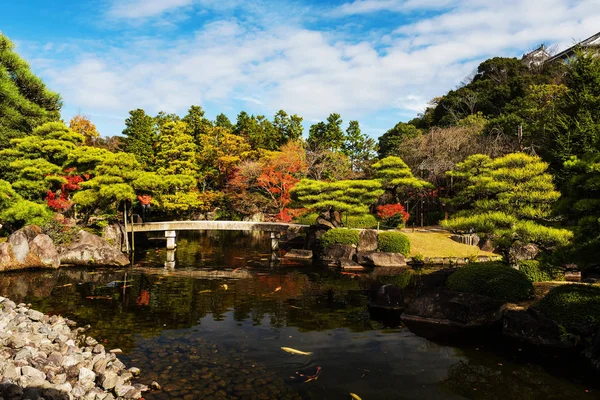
[446,261,533,302]
[536,284,600,331]
[518,260,562,282]
[319,228,359,248]
[377,231,411,255]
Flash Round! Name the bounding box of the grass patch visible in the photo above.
[401,230,497,258]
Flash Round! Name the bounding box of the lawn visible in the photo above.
[400,230,498,258]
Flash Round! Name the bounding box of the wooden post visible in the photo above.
[123,202,130,254]
[130,211,135,252]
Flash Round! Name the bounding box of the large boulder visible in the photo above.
[8,230,30,263]
[0,228,60,271]
[102,223,126,252]
[28,234,60,269]
[502,306,573,348]
[283,249,313,260]
[358,230,378,252]
[508,241,540,265]
[369,283,404,310]
[59,231,130,267]
[356,252,406,267]
[401,290,505,338]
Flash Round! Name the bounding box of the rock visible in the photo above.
[242,213,265,222]
[304,226,328,251]
[79,367,96,386]
[479,238,495,252]
[59,231,129,267]
[338,259,365,271]
[369,284,403,310]
[109,348,123,354]
[508,241,540,265]
[319,244,356,266]
[27,309,44,321]
[283,249,313,260]
[100,372,119,390]
[357,252,406,267]
[102,223,125,252]
[7,230,29,264]
[128,367,140,376]
[401,290,505,338]
[19,225,43,242]
[21,366,46,381]
[315,216,336,230]
[358,230,378,252]
[150,381,162,391]
[29,234,61,269]
[502,307,573,348]
[115,384,135,397]
[450,234,480,247]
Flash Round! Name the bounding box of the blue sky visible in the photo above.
[1,0,599,138]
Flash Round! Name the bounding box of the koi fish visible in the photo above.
[281,347,312,356]
[56,283,73,288]
[274,286,282,292]
[350,394,362,400]
[198,289,213,294]
[221,284,229,290]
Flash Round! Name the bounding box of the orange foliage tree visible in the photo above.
[229,141,307,219]
[69,114,100,145]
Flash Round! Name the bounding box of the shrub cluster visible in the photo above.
[536,284,600,332]
[319,228,359,248]
[518,260,563,282]
[446,261,533,302]
[377,231,411,255]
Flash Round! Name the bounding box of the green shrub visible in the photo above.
[42,219,78,245]
[446,261,533,302]
[537,285,600,332]
[377,231,411,255]
[346,214,378,229]
[518,260,563,282]
[1,199,52,229]
[319,228,359,248]
[295,213,318,226]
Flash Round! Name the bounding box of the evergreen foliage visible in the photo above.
[307,113,345,151]
[319,228,360,248]
[122,109,157,170]
[156,121,198,176]
[0,33,62,151]
[377,231,411,255]
[378,122,421,158]
[291,179,384,216]
[446,261,533,302]
[537,284,600,333]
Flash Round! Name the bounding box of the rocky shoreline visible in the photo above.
[0,296,151,399]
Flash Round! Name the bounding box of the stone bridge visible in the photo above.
[127,220,308,251]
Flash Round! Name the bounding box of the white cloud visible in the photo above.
[334,0,454,15]
[108,0,194,19]
[33,0,600,137]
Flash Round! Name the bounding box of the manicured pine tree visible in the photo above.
[372,156,433,198]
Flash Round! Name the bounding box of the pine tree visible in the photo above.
[215,113,233,130]
[155,121,198,176]
[372,156,433,200]
[377,122,421,158]
[183,105,212,147]
[0,33,62,151]
[122,109,157,170]
[343,120,376,172]
[307,113,344,151]
[291,179,383,217]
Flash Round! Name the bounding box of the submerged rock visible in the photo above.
[356,252,407,267]
[59,230,130,267]
[283,249,313,260]
[502,306,573,348]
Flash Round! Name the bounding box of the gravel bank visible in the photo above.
[0,296,150,399]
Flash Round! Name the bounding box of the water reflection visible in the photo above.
[0,231,597,400]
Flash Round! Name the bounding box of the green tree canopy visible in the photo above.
[122,109,157,170]
[377,122,421,158]
[156,121,198,176]
[0,33,62,151]
[307,113,344,151]
[291,179,384,216]
[372,156,433,200]
[183,105,213,147]
[342,120,376,173]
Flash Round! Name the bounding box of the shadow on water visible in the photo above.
[0,231,598,400]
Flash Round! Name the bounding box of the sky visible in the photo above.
[1,0,599,139]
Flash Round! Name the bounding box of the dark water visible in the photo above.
[1,231,598,400]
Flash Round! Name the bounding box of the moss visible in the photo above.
[42,219,78,245]
[446,261,533,302]
[319,228,359,248]
[518,260,563,282]
[536,284,600,332]
[377,231,411,255]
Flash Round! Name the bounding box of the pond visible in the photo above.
[0,231,597,399]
